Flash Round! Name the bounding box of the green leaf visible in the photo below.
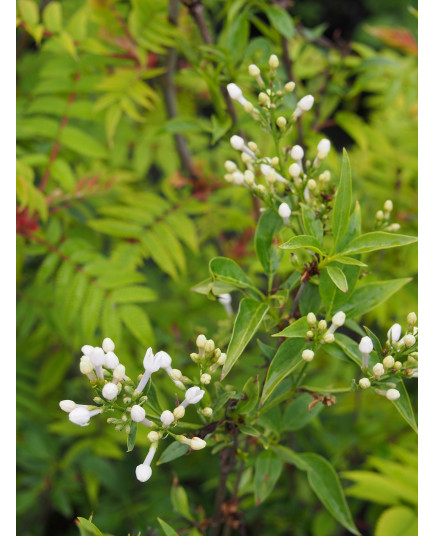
[331,256,367,267]
[236,376,260,415]
[157,518,178,536]
[332,149,352,252]
[75,518,104,536]
[111,286,157,304]
[273,316,310,338]
[19,0,39,26]
[280,235,325,256]
[254,450,283,505]
[265,5,296,40]
[88,218,142,239]
[255,209,283,275]
[119,305,154,347]
[340,232,417,255]
[157,442,189,465]
[43,2,62,33]
[326,266,348,293]
[339,278,412,318]
[391,379,417,433]
[62,126,108,158]
[281,393,323,431]
[301,454,360,535]
[127,421,137,452]
[260,338,306,404]
[81,285,104,339]
[375,506,417,536]
[221,298,269,379]
[209,257,261,298]
[301,204,323,243]
[171,483,193,521]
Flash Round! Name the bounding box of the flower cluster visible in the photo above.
[60,337,216,484]
[302,311,347,357]
[356,313,418,400]
[375,199,401,232]
[223,55,334,229]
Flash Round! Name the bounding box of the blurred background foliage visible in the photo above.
[16,0,417,535]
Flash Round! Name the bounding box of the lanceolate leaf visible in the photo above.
[157,442,189,465]
[209,257,261,298]
[340,232,417,256]
[126,422,137,452]
[273,316,310,338]
[157,518,178,536]
[332,149,352,252]
[260,338,306,404]
[254,209,283,275]
[391,379,418,433]
[254,450,283,504]
[280,235,325,256]
[301,204,324,243]
[339,278,412,318]
[272,446,360,535]
[326,266,348,293]
[221,299,269,379]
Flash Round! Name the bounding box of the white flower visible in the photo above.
[218,293,233,315]
[102,338,115,353]
[384,200,393,212]
[59,400,81,413]
[136,348,162,393]
[90,347,105,379]
[260,163,287,183]
[291,145,304,161]
[81,345,94,357]
[131,405,147,422]
[147,431,161,443]
[307,313,317,326]
[269,54,279,69]
[387,323,402,343]
[230,135,254,157]
[196,334,207,349]
[227,83,247,106]
[278,202,291,222]
[403,334,416,348]
[80,356,95,380]
[136,445,157,482]
[359,336,373,368]
[284,81,295,92]
[202,407,213,417]
[323,333,334,344]
[105,351,119,370]
[217,353,226,366]
[293,95,314,118]
[386,388,400,401]
[359,378,371,389]
[276,116,287,129]
[248,64,261,77]
[113,364,126,383]
[173,406,186,420]
[373,363,385,378]
[179,436,207,450]
[200,373,211,385]
[383,355,395,369]
[224,160,237,173]
[181,386,205,408]
[102,382,118,401]
[69,407,101,427]
[302,350,314,362]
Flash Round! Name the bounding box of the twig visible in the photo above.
[209,448,233,536]
[161,0,199,180]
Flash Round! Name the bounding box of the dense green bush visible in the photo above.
[16,1,417,535]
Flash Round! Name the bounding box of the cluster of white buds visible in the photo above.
[81,338,120,380]
[190,334,227,377]
[303,311,345,346]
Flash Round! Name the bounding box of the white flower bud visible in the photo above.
[306,330,314,338]
[244,170,255,186]
[307,313,317,326]
[113,364,126,383]
[173,406,186,420]
[202,407,213,417]
[359,336,374,354]
[270,156,279,167]
[247,141,258,153]
[131,405,147,423]
[170,369,183,381]
[387,323,402,343]
[59,400,77,413]
[406,312,417,326]
[69,407,100,427]
[302,350,314,362]
[323,333,334,344]
[136,464,152,482]
[255,184,266,195]
[230,135,245,151]
[297,95,314,111]
[393,361,402,371]
[284,81,295,92]
[80,356,94,375]
[160,410,175,428]
[307,179,316,192]
[373,363,385,377]
[318,320,327,332]
[90,347,105,367]
[278,202,291,219]
[276,116,287,129]
[182,386,205,407]
[386,388,400,401]
[224,160,237,173]
[269,54,279,69]
[383,355,395,369]
[289,163,301,178]
[102,382,118,401]
[332,311,346,327]
[155,351,172,370]
[204,339,215,354]
[217,353,227,366]
[227,83,247,106]
[196,334,207,349]
[191,437,207,450]
[105,351,119,370]
[102,338,115,353]
[376,210,384,220]
[359,378,371,389]
[291,145,304,161]
[200,373,212,385]
[81,345,94,357]
[147,431,161,443]
[248,64,260,77]
[317,138,331,158]
[384,200,393,212]
[403,334,416,348]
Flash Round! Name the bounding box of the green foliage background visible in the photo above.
[16,1,417,535]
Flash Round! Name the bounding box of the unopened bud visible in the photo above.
[269,54,279,69]
[306,330,314,338]
[383,356,395,369]
[393,361,402,371]
[407,312,417,326]
[202,407,213,417]
[276,116,287,129]
[196,334,207,349]
[307,313,317,325]
[173,406,185,420]
[318,320,327,332]
[323,333,334,344]
[289,163,301,178]
[200,373,212,385]
[384,200,393,212]
[403,334,416,348]
[224,160,237,173]
[386,388,400,401]
[373,363,385,377]
[248,64,260,77]
[302,350,314,362]
[147,431,161,443]
[359,378,371,389]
